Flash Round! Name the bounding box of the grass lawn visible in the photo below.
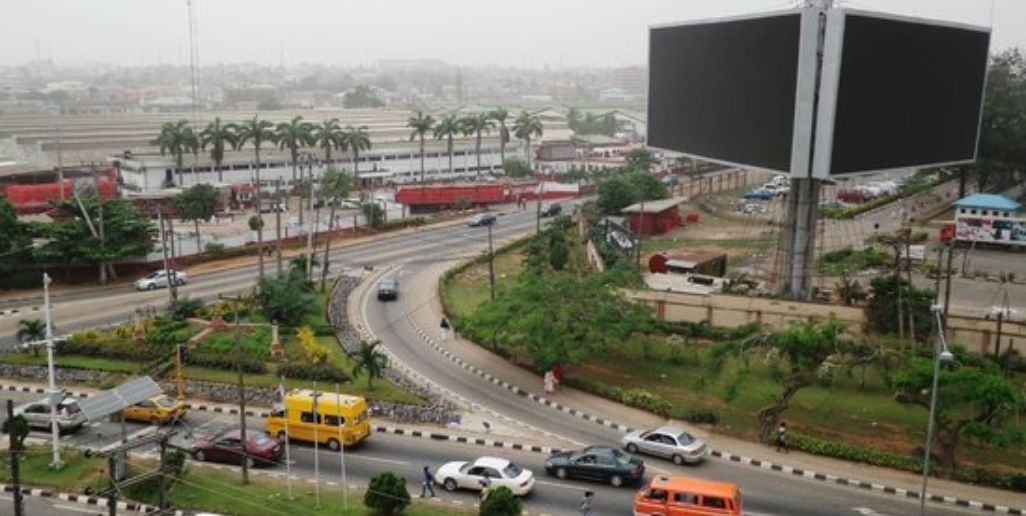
[132,466,465,516]
[442,248,525,317]
[0,447,107,492]
[641,236,777,254]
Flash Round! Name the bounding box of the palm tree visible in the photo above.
[433,114,460,177]
[199,117,238,183]
[16,319,46,357]
[320,168,352,291]
[512,111,543,169]
[351,340,388,390]
[234,115,276,281]
[339,125,372,190]
[157,120,196,187]
[489,107,510,171]
[406,111,435,183]
[460,113,496,177]
[275,116,314,225]
[312,118,344,165]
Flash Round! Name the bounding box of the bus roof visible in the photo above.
[649,475,739,498]
[286,389,366,412]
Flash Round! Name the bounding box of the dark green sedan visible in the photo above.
[544,445,645,487]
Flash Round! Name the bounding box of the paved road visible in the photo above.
[0,493,104,516]
[0,389,976,516]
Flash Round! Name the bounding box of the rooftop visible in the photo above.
[953,193,1021,212]
[622,197,685,214]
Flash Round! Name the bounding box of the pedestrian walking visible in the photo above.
[440,317,450,341]
[420,465,436,498]
[775,421,788,453]
[543,370,555,395]
[478,478,492,502]
[579,490,594,515]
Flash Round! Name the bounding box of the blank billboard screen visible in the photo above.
[827,14,990,174]
[648,13,803,172]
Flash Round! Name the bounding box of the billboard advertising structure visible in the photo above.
[648,7,991,178]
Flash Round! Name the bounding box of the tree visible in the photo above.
[894,357,1024,470]
[351,339,388,390]
[567,107,582,132]
[866,276,932,340]
[0,196,31,273]
[461,112,496,177]
[512,111,543,169]
[596,176,636,216]
[166,297,203,321]
[343,85,385,108]
[256,270,315,328]
[433,114,461,177]
[407,111,436,183]
[156,120,198,187]
[313,118,344,165]
[836,272,868,306]
[340,125,371,188]
[625,147,658,172]
[275,116,315,224]
[234,116,276,281]
[17,319,46,357]
[35,198,155,284]
[320,168,353,291]
[489,107,510,167]
[502,158,532,179]
[199,117,237,183]
[362,202,384,229]
[976,49,1026,190]
[479,486,522,516]
[175,183,220,255]
[364,472,410,515]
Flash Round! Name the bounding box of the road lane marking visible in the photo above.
[534,480,589,491]
[54,503,104,514]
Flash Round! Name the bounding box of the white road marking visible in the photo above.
[534,479,589,491]
[852,508,895,516]
[343,454,409,466]
[54,504,104,514]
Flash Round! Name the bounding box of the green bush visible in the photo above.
[187,350,267,374]
[953,466,1026,492]
[146,320,197,347]
[204,242,226,257]
[197,329,271,358]
[60,332,161,362]
[0,270,41,289]
[570,380,672,417]
[277,361,350,383]
[684,410,719,425]
[165,297,204,321]
[789,433,923,472]
[364,471,410,515]
[479,486,522,516]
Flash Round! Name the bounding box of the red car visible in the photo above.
[191,429,282,468]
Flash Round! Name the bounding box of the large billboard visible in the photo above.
[648,7,991,178]
[813,10,991,177]
[647,10,818,175]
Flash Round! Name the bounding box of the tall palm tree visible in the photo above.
[311,118,344,212]
[199,117,238,183]
[319,168,352,291]
[489,107,510,170]
[339,125,372,190]
[234,115,276,281]
[460,113,496,177]
[406,111,435,183]
[275,116,314,225]
[433,114,460,177]
[351,340,388,390]
[157,120,196,187]
[513,111,544,169]
[16,319,46,357]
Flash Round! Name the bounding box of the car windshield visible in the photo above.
[677,432,694,445]
[155,396,178,408]
[145,271,161,279]
[503,463,523,478]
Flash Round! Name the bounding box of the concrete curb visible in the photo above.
[0,483,183,514]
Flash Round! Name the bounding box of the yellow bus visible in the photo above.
[266,389,371,450]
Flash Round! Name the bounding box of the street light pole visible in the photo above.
[919,305,953,516]
[487,223,496,301]
[219,293,249,485]
[43,273,62,469]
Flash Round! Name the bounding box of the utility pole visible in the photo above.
[7,399,25,516]
[166,213,179,302]
[636,197,645,269]
[275,178,283,275]
[55,127,65,200]
[158,211,175,305]
[487,223,496,301]
[43,273,62,469]
[107,454,118,516]
[158,434,169,513]
[942,244,954,334]
[175,343,186,401]
[219,294,249,484]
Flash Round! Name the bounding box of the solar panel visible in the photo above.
[77,376,163,422]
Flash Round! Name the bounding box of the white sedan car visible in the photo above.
[135,269,188,291]
[436,456,535,496]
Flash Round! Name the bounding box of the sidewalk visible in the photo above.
[405,259,1026,512]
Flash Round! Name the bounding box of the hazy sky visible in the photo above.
[2,0,1023,69]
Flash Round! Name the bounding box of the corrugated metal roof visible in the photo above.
[953,193,1020,211]
[622,197,685,214]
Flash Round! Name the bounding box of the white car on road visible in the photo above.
[436,456,535,496]
[621,426,708,465]
[135,269,188,291]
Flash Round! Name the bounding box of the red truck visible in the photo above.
[395,184,512,212]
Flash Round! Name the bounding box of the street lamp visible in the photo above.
[43,273,63,469]
[919,304,954,515]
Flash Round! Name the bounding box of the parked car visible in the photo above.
[742,188,775,201]
[123,394,186,425]
[544,446,645,487]
[135,269,188,291]
[621,426,708,465]
[539,203,563,217]
[259,201,287,213]
[836,187,872,203]
[5,397,87,434]
[377,279,399,301]
[191,429,282,468]
[436,456,535,496]
[467,213,497,227]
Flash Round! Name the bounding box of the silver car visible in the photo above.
[621,426,707,465]
[135,269,188,291]
[9,396,87,435]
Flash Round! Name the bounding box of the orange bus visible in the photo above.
[634,475,742,516]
